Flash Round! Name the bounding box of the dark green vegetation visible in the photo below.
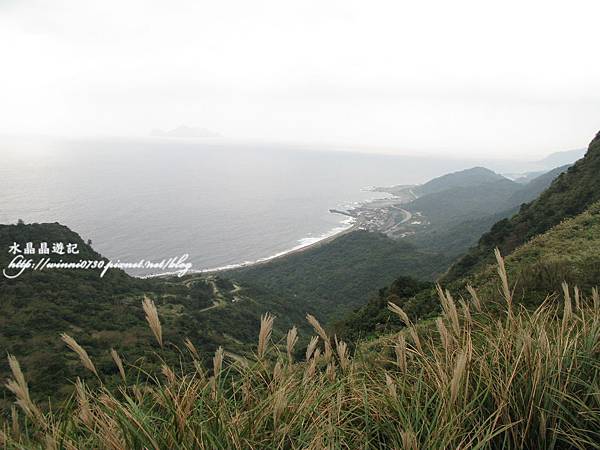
[407,178,519,227]
[3,256,599,448]
[0,225,450,413]
[412,166,506,196]
[506,163,571,207]
[445,131,600,283]
[0,223,307,411]
[230,231,448,322]
[2,130,599,448]
[398,164,569,258]
[335,132,600,342]
[332,276,434,341]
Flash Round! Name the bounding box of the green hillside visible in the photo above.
[230,231,448,322]
[506,164,571,207]
[3,230,599,448]
[444,131,600,283]
[403,164,568,258]
[413,166,506,196]
[407,178,520,225]
[470,201,600,304]
[0,223,308,410]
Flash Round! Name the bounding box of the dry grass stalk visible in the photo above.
[110,349,126,383]
[142,296,163,348]
[184,338,199,359]
[272,389,287,428]
[466,284,482,312]
[257,313,275,359]
[436,285,460,336]
[395,335,407,373]
[161,364,176,384]
[286,326,298,364]
[324,340,333,363]
[385,373,397,400]
[387,302,411,326]
[60,334,98,377]
[75,378,92,427]
[5,355,43,424]
[409,327,423,354]
[306,336,319,361]
[304,356,317,381]
[494,248,513,315]
[336,338,350,371]
[436,317,452,354]
[326,361,337,381]
[306,314,329,342]
[574,286,581,311]
[213,346,224,379]
[562,282,573,332]
[593,287,599,310]
[400,430,418,450]
[273,360,283,385]
[11,405,19,438]
[450,350,468,405]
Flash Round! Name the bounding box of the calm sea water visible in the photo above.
[0,137,476,275]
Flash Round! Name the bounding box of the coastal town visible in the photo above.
[330,185,428,239]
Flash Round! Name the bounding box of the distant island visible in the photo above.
[150,125,221,138]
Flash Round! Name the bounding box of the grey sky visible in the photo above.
[1,0,599,158]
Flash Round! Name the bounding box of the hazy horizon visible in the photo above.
[1,0,599,158]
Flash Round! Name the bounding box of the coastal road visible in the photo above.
[390,206,412,224]
[385,207,413,235]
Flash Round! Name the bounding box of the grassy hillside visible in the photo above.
[0,223,310,410]
[2,258,598,448]
[334,199,600,343]
[230,230,449,322]
[468,201,600,305]
[444,131,600,283]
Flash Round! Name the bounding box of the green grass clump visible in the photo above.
[2,256,600,449]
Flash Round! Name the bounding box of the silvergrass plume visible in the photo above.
[466,284,482,312]
[387,302,411,326]
[436,285,460,336]
[286,326,298,364]
[395,335,407,373]
[110,349,126,383]
[5,354,43,424]
[385,373,397,400]
[75,378,92,427]
[306,314,329,342]
[142,296,163,348]
[257,313,275,359]
[494,248,512,314]
[184,338,199,359]
[61,333,98,377]
[336,338,350,371]
[306,335,319,361]
[213,346,224,379]
[562,282,572,330]
[450,350,468,405]
[401,430,418,450]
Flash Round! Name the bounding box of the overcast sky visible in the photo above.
[1,0,599,158]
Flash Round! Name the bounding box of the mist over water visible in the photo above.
[1,138,479,275]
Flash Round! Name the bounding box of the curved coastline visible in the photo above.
[141,216,359,279]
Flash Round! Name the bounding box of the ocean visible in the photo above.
[0,137,477,276]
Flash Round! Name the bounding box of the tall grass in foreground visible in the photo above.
[2,253,600,449]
